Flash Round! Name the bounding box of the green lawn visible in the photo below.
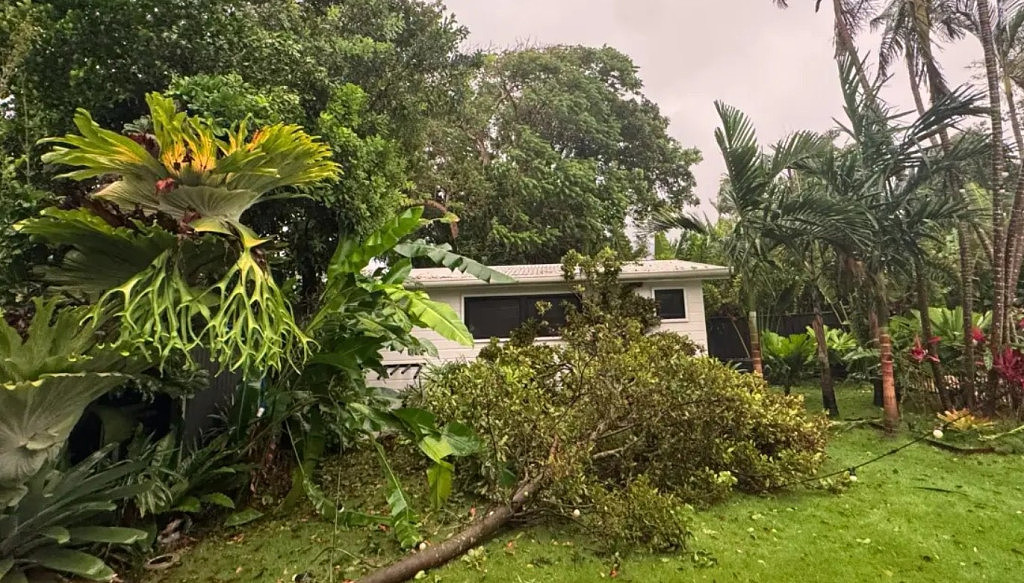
[142,384,1024,582]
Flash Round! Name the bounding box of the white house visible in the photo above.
[372,259,730,389]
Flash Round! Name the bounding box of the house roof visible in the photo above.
[408,259,731,289]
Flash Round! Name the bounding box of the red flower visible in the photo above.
[993,347,1024,387]
[155,177,176,195]
[1018,317,1024,331]
[909,336,927,364]
[909,335,939,364]
[971,327,986,345]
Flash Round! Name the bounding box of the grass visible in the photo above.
[141,383,1024,582]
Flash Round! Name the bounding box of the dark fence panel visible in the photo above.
[706,312,843,367]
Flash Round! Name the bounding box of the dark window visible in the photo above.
[654,289,686,320]
[464,294,580,340]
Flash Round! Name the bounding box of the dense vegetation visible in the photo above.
[4,0,1024,581]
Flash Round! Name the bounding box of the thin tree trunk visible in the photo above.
[831,0,872,91]
[1001,74,1024,309]
[874,275,899,433]
[358,476,546,583]
[959,224,978,408]
[749,309,764,377]
[878,315,899,434]
[867,307,884,407]
[978,0,1009,357]
[811,288,839,417]
[914,256,952,410]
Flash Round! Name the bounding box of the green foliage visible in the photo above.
[415,255,827,549]
[579,475,693,553]
[127,430,250,520]
[0,447,150,581]
[166,73,304,127]
[761,331,817,390]
[817,325,859,367]
[561,248,661,332]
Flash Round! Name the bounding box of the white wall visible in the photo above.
[369,278,710,390]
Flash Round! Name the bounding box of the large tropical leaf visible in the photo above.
[393,240,516,284]
[388,288,473,346]
[372,441,420,549]
[24,549,114,581]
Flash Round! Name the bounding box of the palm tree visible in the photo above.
[802,56,984,430]
[975,0,1011,358]
[775,0,880,90]
[871,0,975,409]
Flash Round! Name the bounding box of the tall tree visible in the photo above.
[803,56,983,430]
[776,0,879,90]
[871,0,973,409]
[427,45,701,265]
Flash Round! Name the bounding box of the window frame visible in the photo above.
[651,286,689,322]
[461,290,581,343]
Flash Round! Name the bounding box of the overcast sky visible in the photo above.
[441,0,981,215]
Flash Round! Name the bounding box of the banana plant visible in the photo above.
[277,206,504,546]
[18,93,339,378]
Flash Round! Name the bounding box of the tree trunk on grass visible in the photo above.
[977,0,1008,360]
[811,288,839,417]
[749,310,764,377]
[357,477,546,583]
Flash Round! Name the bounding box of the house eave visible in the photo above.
[411,266,732,289]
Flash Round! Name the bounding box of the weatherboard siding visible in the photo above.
[369,279,710,390]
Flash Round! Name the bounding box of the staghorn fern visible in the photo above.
[21,93,337,377]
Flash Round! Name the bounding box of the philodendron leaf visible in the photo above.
[200,492,236,509]
[26,548,114,580]
[224,508,264,528]
[68,526,148,544]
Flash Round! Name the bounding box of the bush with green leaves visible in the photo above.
[414,253,828,551]
[761,330,816,393]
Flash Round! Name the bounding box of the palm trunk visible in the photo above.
[877,310,899,434]
[831,0,871,91]
[749,310,764,377]
[959,224,977,408]
[1001,74,1024,311]
[977,0,1009,357]
[913,26,982,410]
[811,288,839,417]
[872,274,899,433]
[914,257,952,410]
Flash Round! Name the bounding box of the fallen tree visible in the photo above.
[357,251,829,582]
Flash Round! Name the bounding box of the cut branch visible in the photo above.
[356,476,546,583]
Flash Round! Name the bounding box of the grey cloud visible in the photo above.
[443,0,981,215]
